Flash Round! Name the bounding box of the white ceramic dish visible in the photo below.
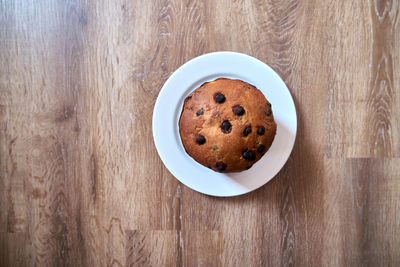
[152,51,297,197]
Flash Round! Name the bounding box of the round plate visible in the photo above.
[152,51,297,197]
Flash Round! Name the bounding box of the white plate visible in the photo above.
[152,51,297,197]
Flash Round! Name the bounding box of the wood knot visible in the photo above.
[55,106,74,122]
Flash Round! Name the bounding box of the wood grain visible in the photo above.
[1,0,399,266]
[126,230,178,266]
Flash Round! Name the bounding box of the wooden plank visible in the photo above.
[325,1,400,157]
[0,233,30,267]
[0,0,399,266]
[319,158,400,266]
[340,158,400,266]
[183,231,222,267]
[125,230,178,267]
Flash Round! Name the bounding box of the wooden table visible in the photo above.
[1,1,399,266]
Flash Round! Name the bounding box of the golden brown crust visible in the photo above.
[179,78,276,172]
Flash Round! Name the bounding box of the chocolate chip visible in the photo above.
[196,108,204,116]
[257,126,265,135]
[220,120,232,134]
[257,145,266,153]
[243,125,252,136]
[267,102,272,107]
[242,150,256,161]
[214,92,226,103]
[216,161,227,172]
[265,109,272,116]
[232,105,245,116]
[195,134,206,145]
[245,165,253,170]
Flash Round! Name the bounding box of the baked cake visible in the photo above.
[179,78,276,172]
